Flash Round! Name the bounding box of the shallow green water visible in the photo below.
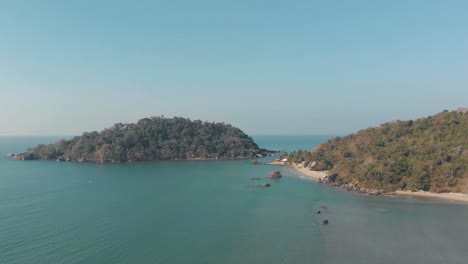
[1,136,467,264]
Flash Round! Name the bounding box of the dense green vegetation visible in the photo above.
[16,117,273,163]
[283,109,468,193]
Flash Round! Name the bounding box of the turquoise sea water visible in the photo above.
[1,136,468,264]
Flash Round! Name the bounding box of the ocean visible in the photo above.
[1,136,467,264]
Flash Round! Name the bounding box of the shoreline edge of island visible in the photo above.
[266,161,468,204]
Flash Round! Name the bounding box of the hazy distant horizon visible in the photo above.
[1,1,467,135]
[0,107,462,137]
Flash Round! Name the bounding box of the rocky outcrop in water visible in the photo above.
[267,170,282,179]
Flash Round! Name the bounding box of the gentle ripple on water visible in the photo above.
[1,136,468,264]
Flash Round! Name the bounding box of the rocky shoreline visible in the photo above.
[9,150,277,164]
[319,173,390,196]
[267,160,468,202]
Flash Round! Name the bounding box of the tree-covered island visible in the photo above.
[13,117,275,163]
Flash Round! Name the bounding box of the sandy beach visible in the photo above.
[266,161,329,181]
[395,191,468,203]
[289,165,329,181]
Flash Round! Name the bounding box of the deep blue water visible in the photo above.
[0,136,467,264]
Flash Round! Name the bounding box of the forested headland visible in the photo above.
[283,108,468,193]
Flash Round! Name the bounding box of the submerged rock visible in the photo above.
[247,183,272,188]
[250,177,261,180]
[267,170,282,179]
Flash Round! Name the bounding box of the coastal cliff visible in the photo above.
[282,108,468,194]
[13,117,275,163]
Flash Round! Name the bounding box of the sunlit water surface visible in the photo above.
[1,136,467,264]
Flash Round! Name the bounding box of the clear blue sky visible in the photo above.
[1,0,467,136]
